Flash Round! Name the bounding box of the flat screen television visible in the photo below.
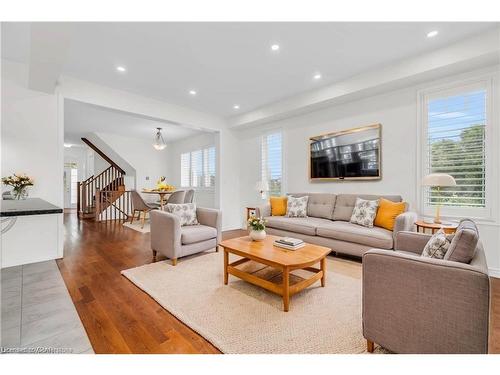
[309,124,381,180]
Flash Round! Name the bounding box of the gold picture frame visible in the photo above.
[309,123,382,181]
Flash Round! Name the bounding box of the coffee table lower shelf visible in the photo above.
[223,254,326,312]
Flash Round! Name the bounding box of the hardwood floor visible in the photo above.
[58,213,500,354]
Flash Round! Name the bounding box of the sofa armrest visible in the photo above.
[255,204,271,218]
[394,231,432,254]
[362,249,489,353]
[150,210,181,259]
[392,211,417,244]
[197,207,222,244]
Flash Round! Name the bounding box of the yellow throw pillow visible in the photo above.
[270,196,287,216]
[374,198,406,231]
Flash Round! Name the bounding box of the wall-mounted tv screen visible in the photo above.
[310,124,381,180]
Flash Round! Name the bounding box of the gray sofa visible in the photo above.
[363,229,490,353]
[255,193,417,257]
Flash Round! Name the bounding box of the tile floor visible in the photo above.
[1,260,93,354]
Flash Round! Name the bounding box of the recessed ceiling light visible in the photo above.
[116,66,126,72]
[233,105,240,110]
[313,73,322,80]
[64,143,72,148]
[189,90,197,96]
[427,30,438,38]
[271,44,280,51]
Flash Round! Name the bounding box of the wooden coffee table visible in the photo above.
[220,235,331,312]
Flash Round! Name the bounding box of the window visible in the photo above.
[261,131,283,197]
[180,146,216,188]
[421,80,491,218]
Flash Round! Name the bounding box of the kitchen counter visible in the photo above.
[1,198,63,217]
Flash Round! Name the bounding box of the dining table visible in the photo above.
[141,189,175,210]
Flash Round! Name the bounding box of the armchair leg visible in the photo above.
[152,250,157,262]
[130,210,136,224]
[171,258,177,266]
[366,339,374,353]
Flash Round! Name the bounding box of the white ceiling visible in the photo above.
[64,99,205,146]
[2,22,498,117]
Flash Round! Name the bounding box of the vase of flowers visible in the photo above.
[247,216,266,241]
[2,173,34,200]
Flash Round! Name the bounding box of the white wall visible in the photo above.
[1,59,64,262]
[166,132,217,208]
[235,68,500,275]
[1,60,63,206]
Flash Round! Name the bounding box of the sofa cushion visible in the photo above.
[286,196,309,218]
[316,221,394,249]
[444,218,479,263]
[349,198,380,228]
[288,193,336,219]
[421,229,451,259]
[374,198,407,231]
[333,194,402,221]
[270,196,287,216]
[181,224,217,245]
[265,216,332,236]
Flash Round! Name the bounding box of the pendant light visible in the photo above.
[153,127,167,150]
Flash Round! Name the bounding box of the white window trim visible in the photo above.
[260,128,285,199]
[416,73,496,222]
[180,145,216,191]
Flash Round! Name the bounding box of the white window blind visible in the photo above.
[261,132,283,197]
[181,152,191,187]
[425,88,487,212]
[180,146,216,188]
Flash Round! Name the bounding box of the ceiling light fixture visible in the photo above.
[116,66,127,73]
[64,143,72,148]
[313,73,322,80]
[427,30,438,38]
[153,128,167,150]
[271,44,280,51]
[233,105,240,110]
[189,90,197,96]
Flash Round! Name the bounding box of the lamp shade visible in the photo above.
[255,180,269,192]
[422,173,456,187]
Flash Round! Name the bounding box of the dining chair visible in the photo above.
[184,189,195,203]
[165,190,186,205]
[130,190,160,228]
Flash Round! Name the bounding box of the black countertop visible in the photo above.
[0,198,63,217]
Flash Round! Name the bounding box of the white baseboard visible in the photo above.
[489,267,500,279]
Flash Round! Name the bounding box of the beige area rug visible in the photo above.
[121,251,383,354]
[123,221,150,233]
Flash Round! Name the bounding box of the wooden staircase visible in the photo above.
[77,138,129,221]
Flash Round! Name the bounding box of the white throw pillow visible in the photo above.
[421,229,451,259]
[165,203,199,226]
[349,198,379,228]
[286,196,309,218]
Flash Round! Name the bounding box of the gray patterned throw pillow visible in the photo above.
[286,196,309,218]
[165,203,199,226]
[349,198,379,228]
[421,229,451,259]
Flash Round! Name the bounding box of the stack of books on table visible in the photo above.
[274,237,305,250]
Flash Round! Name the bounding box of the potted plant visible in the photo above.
[247,216,267,241]
[2,173,34,200]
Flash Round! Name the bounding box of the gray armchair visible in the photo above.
[130,190,160,228]
[363,230,490,354]
[150,207,221,265]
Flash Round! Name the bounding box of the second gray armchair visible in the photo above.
[150,207,221,265]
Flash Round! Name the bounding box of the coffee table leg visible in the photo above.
[223,248,228,285]
[321,257,326,287]
[283,266,290,312]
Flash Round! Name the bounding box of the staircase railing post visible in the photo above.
[77,181,81,215]
[95,189,101,221]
